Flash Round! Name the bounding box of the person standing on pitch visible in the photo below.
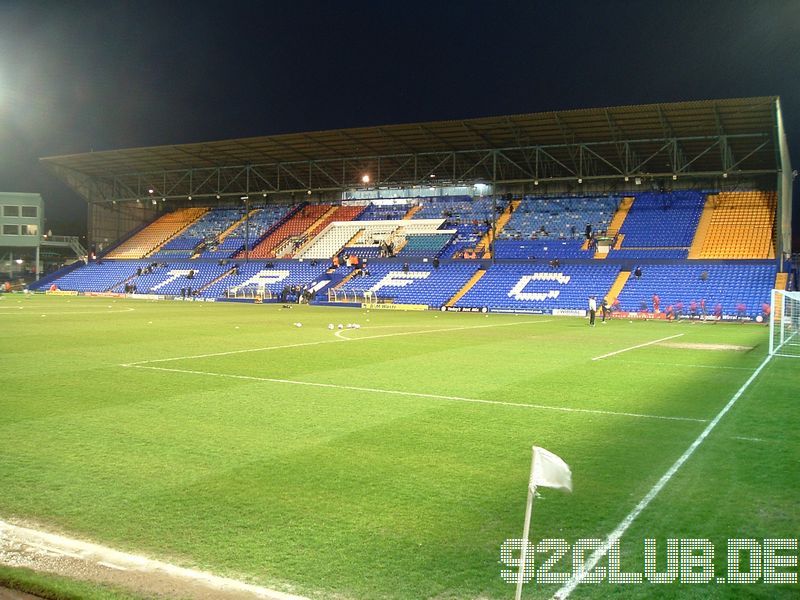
[588,295,597,327]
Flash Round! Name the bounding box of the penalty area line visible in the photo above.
[552,352,773,599]
[591,333,684,361]
[122,364,707,424]
[123,319,551,366]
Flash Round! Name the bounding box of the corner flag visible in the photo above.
[515,446,572,600]
[530,446,572,492]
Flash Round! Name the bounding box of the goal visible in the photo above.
[769,289,800,357]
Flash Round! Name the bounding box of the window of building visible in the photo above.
[3,206,19,217]
[21,206,37,218]
[21,224,38,235]
[3,224,19,235]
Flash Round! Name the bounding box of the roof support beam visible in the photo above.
[48,131,775,204]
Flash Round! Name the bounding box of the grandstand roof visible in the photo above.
[42,97,780,178]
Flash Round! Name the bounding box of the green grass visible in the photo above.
[0,294,798,599]
[0,565,144,599]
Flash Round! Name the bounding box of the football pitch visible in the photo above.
[1,294,798,599]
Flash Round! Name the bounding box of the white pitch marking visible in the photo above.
[0,307,136,316]
[123,320,551,366]
[615,359,754,371]
[0,519,309,599]
[124,364,707,424]
[591,333,684,361]
[553,352,773,599]
[733,435,765,443]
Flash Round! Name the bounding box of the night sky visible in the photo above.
[1,0,798,247]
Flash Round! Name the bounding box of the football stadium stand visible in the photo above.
[441,223,490,258]
[500,196,618,240]
[207,205,295,259]
[495,196,617,259]
[150,209,242,259]
[454,263,621,312]
[244,204,331,259]
[202,261,335,298]
[106,207,207,259]
[357,203,410,221]
[413,195,502,224]
[289,205,365,258]
[493,239,593,260]
[43,260,152,293]
[394,233,455,258]
[111,262,231,295]
[609,191,704,253]
[693,190,777,259]
[334,262,479,307]
[40,184,783,319]
[616,262,776,318]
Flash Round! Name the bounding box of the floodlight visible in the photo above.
[361,174,370,184]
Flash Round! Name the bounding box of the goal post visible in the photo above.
[770,289,800,357]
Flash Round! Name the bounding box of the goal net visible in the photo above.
[770,289,800,357]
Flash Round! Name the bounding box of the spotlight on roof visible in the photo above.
[152,198,157,205]
[216,194,221,199]
[722,172,728,178]
[534,180,539,186]
[635,177,642,185]
[624,176,629,182]
[361,174,370,184]
[262,192,267,197]
[148,188,154,194]
[672,174,677,181]
[577,178,583,184]
[15,258,23,265]
[429,174,436,178]
[240,196,249,201]
[188,195,192,200]
[136,198,141,203]
[307,190,312,195]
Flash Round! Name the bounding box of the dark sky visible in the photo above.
[0,0,798,247]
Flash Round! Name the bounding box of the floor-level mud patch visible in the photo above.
[0,520,309,600]
[657,342,753,351]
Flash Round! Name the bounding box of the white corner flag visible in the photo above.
[515,446,572,600]
[530,446,573,493]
